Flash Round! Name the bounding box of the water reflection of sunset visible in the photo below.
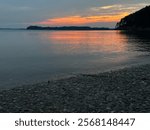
[41,31,128,54]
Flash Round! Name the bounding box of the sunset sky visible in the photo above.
[0,0,149,28]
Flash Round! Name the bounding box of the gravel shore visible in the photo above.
[0,64,150,113]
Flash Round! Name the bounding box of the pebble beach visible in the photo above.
[0,64,150,113]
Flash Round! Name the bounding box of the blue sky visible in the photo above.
[0,0,149,28]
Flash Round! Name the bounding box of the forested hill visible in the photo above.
[116,6,150,30]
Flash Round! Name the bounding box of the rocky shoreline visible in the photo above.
[0,64,150,113]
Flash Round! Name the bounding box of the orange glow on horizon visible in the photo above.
[34,12,129,26]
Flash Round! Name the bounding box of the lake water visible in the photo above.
[0,30,150,89]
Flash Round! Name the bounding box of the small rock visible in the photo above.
[0,106,3,110]
[141,81,147,85]
[48,81,50,84]
[141,78,147,81]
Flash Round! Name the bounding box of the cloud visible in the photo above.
[91,4,123,10]
[91,3,149,13]
[34,12,129,26]
[17,6,33,11]
[33,2,149,26]
[0,4,33,11]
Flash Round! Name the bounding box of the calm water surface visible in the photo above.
[0,30,150,89]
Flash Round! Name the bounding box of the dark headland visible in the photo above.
[27,26,111,30]
[116,5,150,30]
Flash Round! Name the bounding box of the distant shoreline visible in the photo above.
[0,27,114,31]
[26,26,113,31]
[0,28,25,30]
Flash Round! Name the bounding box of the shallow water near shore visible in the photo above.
[0,30,150,89]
